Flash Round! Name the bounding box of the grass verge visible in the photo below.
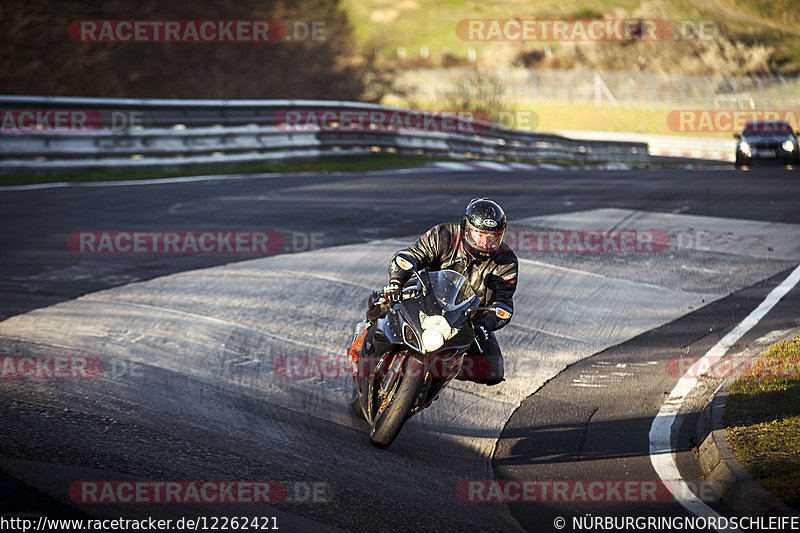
[724,334,800,511]
[383,98,736,138]
[526,103,734,138]
[0,153,447,187]
[0,150,671,187]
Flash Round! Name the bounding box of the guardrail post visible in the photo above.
[779,75,786,109]
[755,77,762,109]
[564,72,571,105]
[627,73,633,108]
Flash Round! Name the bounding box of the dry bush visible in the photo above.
[437,69,510,123]
[527,37,774,76]
[514,2,775,76]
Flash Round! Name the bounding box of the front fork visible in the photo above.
[373,352,406,421]
[349,319,466,420]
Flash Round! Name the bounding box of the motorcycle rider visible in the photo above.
[350,198,517,386]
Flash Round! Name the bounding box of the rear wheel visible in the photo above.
[369,356,424,448]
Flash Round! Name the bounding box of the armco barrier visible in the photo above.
[556,130,735,162]
[0,96,648,173]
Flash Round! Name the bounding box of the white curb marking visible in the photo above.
[649,263,800,532]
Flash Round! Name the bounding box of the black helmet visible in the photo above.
[460,198,506,258]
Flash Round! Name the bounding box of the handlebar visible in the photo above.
[373,286,419,305]
[373,281,486,354]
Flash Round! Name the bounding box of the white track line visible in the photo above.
[0,166,447,192]
[268,268,377,291]
[466,161,513,172]
[0,173,291,191]
[85,298,341,355]
[432,161,474,171]
[518,257,667,291]
[518,257,609,279]
[649,264,800,532]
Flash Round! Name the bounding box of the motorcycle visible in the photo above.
[348,254,510,448]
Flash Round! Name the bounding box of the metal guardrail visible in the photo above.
[0,96,648,173]
[556,130,735,162]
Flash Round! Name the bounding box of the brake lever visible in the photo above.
[472,338,484,355]
[467,313,484,354]
[402,288,419,300]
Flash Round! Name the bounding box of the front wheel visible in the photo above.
[369,356,424,448]
[350,388,366,420]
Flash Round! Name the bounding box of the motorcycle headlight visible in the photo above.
[402,323,421,351]
[419,313,458,353]
[739,141,751,156]
[782,140,795,152]
[421,314,454,338]
[421,329,445,353]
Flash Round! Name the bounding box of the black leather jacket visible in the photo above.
[388,223,518,332]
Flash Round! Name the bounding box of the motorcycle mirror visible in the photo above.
[467,305,513,320]
[494,307,512,320]
[395,253,426,295]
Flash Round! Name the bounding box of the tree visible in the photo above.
[0,0,372,100]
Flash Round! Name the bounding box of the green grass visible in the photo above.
[719,7,800,74]
[724,0,800,30]
[344,0,673,56]
[0,153,444,187]
[514,103,721,137]
[342,0,800,74]
[0,150,665,187]
[385,99,734,137]
[724,334,800,511]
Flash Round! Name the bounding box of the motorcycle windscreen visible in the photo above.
[425,270,478,326]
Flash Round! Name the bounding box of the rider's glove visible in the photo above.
[383,280,403,303]
[474,323,489,346]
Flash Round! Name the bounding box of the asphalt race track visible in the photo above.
[1,164,799,532]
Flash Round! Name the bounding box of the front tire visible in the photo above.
[350,372,369,420]
[350,391,366,420]
[369,356,424,448]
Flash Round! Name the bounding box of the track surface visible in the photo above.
[1,165,799,531]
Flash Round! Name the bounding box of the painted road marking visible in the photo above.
[0,166,446,192]
[649,264,800,532]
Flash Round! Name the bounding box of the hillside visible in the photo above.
[341,0,800,75]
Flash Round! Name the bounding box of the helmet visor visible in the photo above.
[465,227,505,253]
